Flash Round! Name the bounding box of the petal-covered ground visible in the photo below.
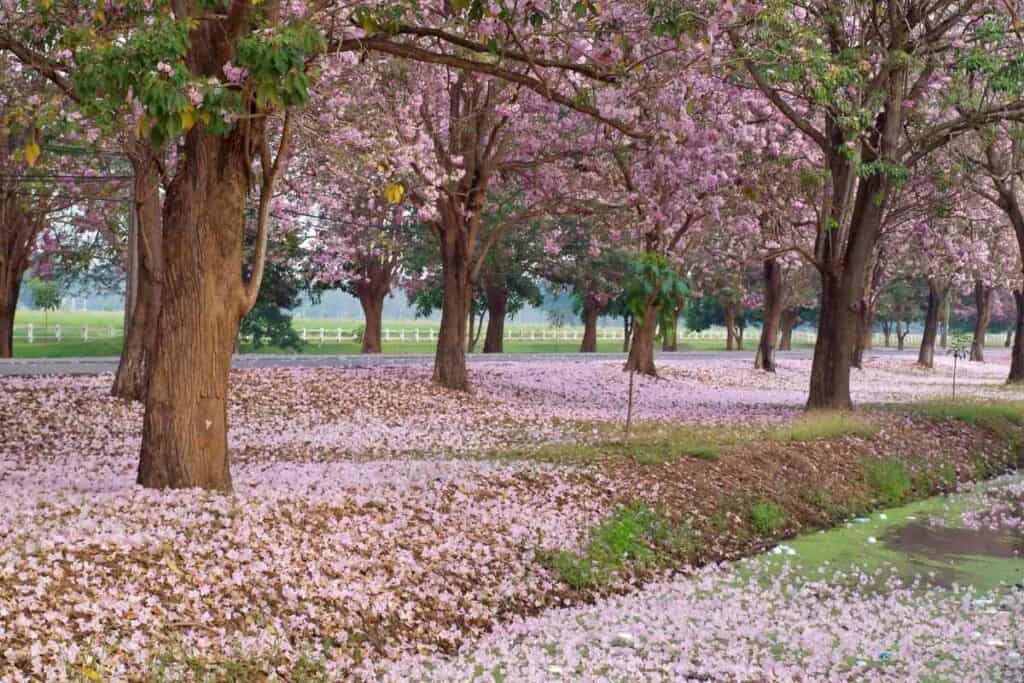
[1,351,1022,680]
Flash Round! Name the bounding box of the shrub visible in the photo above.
[749,501,787,535]
[864,459,912,505]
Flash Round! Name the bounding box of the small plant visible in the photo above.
[542,503,697,589]
[948,334,971,399]
[864,459,912,505]
[770,411,879,442]
[748,500,786,535]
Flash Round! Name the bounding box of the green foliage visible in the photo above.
[27,278,60,313]
[622,253,687,323]
[542,503,697,589]
[770,412,879,442]
[864,459,912,506]
[240,236,306,352]
[748,500,786,535]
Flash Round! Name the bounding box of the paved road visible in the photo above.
[0,349,822,376]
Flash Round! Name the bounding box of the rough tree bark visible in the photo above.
[624,301,657,375]
[357,289,385,354]
[432,206,475,389]
[970,280,993,362]
[0,184,43,358]
[112,146,164,400]
[755,257,784,372]
[482,283,507,353]
[579,294,601,353]
[917,280,945,369]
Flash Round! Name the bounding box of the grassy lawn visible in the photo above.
[8,309,783,357]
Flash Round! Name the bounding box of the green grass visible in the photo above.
[905,399,1024,427]
[748,501,787,535]
[541,503,697,590]
[769,411,880,442]
[864,459,913,506]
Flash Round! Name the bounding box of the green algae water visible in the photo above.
[757,473,1024,593]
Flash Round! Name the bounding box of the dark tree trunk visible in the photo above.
[358,290,385,354]
[755,258,784,372]
[970,280,993,362]
[0,277,19,358]
[622,314,632,353]
[917,280,944,369]
[113,148,163,400]
[482,284,507,353]
[779,309,798,351]
[434,231,472,389]
[1010,290,1024,383]
[939,289,951,349]
[852,300,868,369]
[880,319,892,347]
[897,321,908,351]
[580,295,600,353]
[661,305,680,352]
[724,304,738,351]
[624,302,657,375]
[137,130,254,492]
[808,271,859,410]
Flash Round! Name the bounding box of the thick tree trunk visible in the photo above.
[755,258,784,372]
[482,284,507,353]
[1010,290,1024,383]
[661,305,680,352]
[580,295,600,353]
[0,277,19,358]
[970,280,993,362]
[113,149,163,400]
[779,309,798,351]
[917,280,944,369]
[136,133,252,491]
[807,271,860,410]
[624,302,657,375]
[434,227,472,390]
[358,290,385,354]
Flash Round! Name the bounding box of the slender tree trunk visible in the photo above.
[580,295,600,353]
[736,324,745,351]
[482,284,507,353]
[434,227,472,390]
[1010,290,1024,383]
[939,289,951,349]
[624,302,657,375]
[358,290,385,354]
[661,305,680,352]
[917,280,944,369]
[113,148,163,400]
[897,321,908,351]
[622,314,632,353]
[880,319,892,347]
[136,134,251,491]
[755,258,784,372]
[779,309,798,351]
[724,304,737,351]
[970,280,993,362]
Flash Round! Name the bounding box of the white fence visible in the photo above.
[11,322,1008,348]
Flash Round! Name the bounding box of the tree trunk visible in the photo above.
[724,304,737,351]
[939,289,951,349]
[624,301,657,375]
[580,295,600,353]
[113,148,163,400]
[0,277,19,358]
[970,280,992,362]
[433,226,472,390]
[1010,290,1024,383]
[661,305,680,352]
[880,319,892,348]
[482,284,507,353]
[622,314,632,353]
[1007,328,1014,348]
[917,280,944,369]
[136,132,252,491]
[807,271,860,410]
[779,309,798,351]
[897,321,908,351]
[755,258,784,372]
[358,289,385,354]
[852,300,868,369]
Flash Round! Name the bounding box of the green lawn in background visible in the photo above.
[8,309,812,358]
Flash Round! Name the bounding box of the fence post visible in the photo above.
[109,326,114,338]
[300,328,307,341]
[415,328,419,342]
[82,325,88,341]
[319,328,325,345]
[55,324,62,342]
[401,329,406,341]
[27,324,33,344]
[337,328,342,342]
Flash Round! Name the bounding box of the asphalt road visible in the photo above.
[0,349,821,376]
